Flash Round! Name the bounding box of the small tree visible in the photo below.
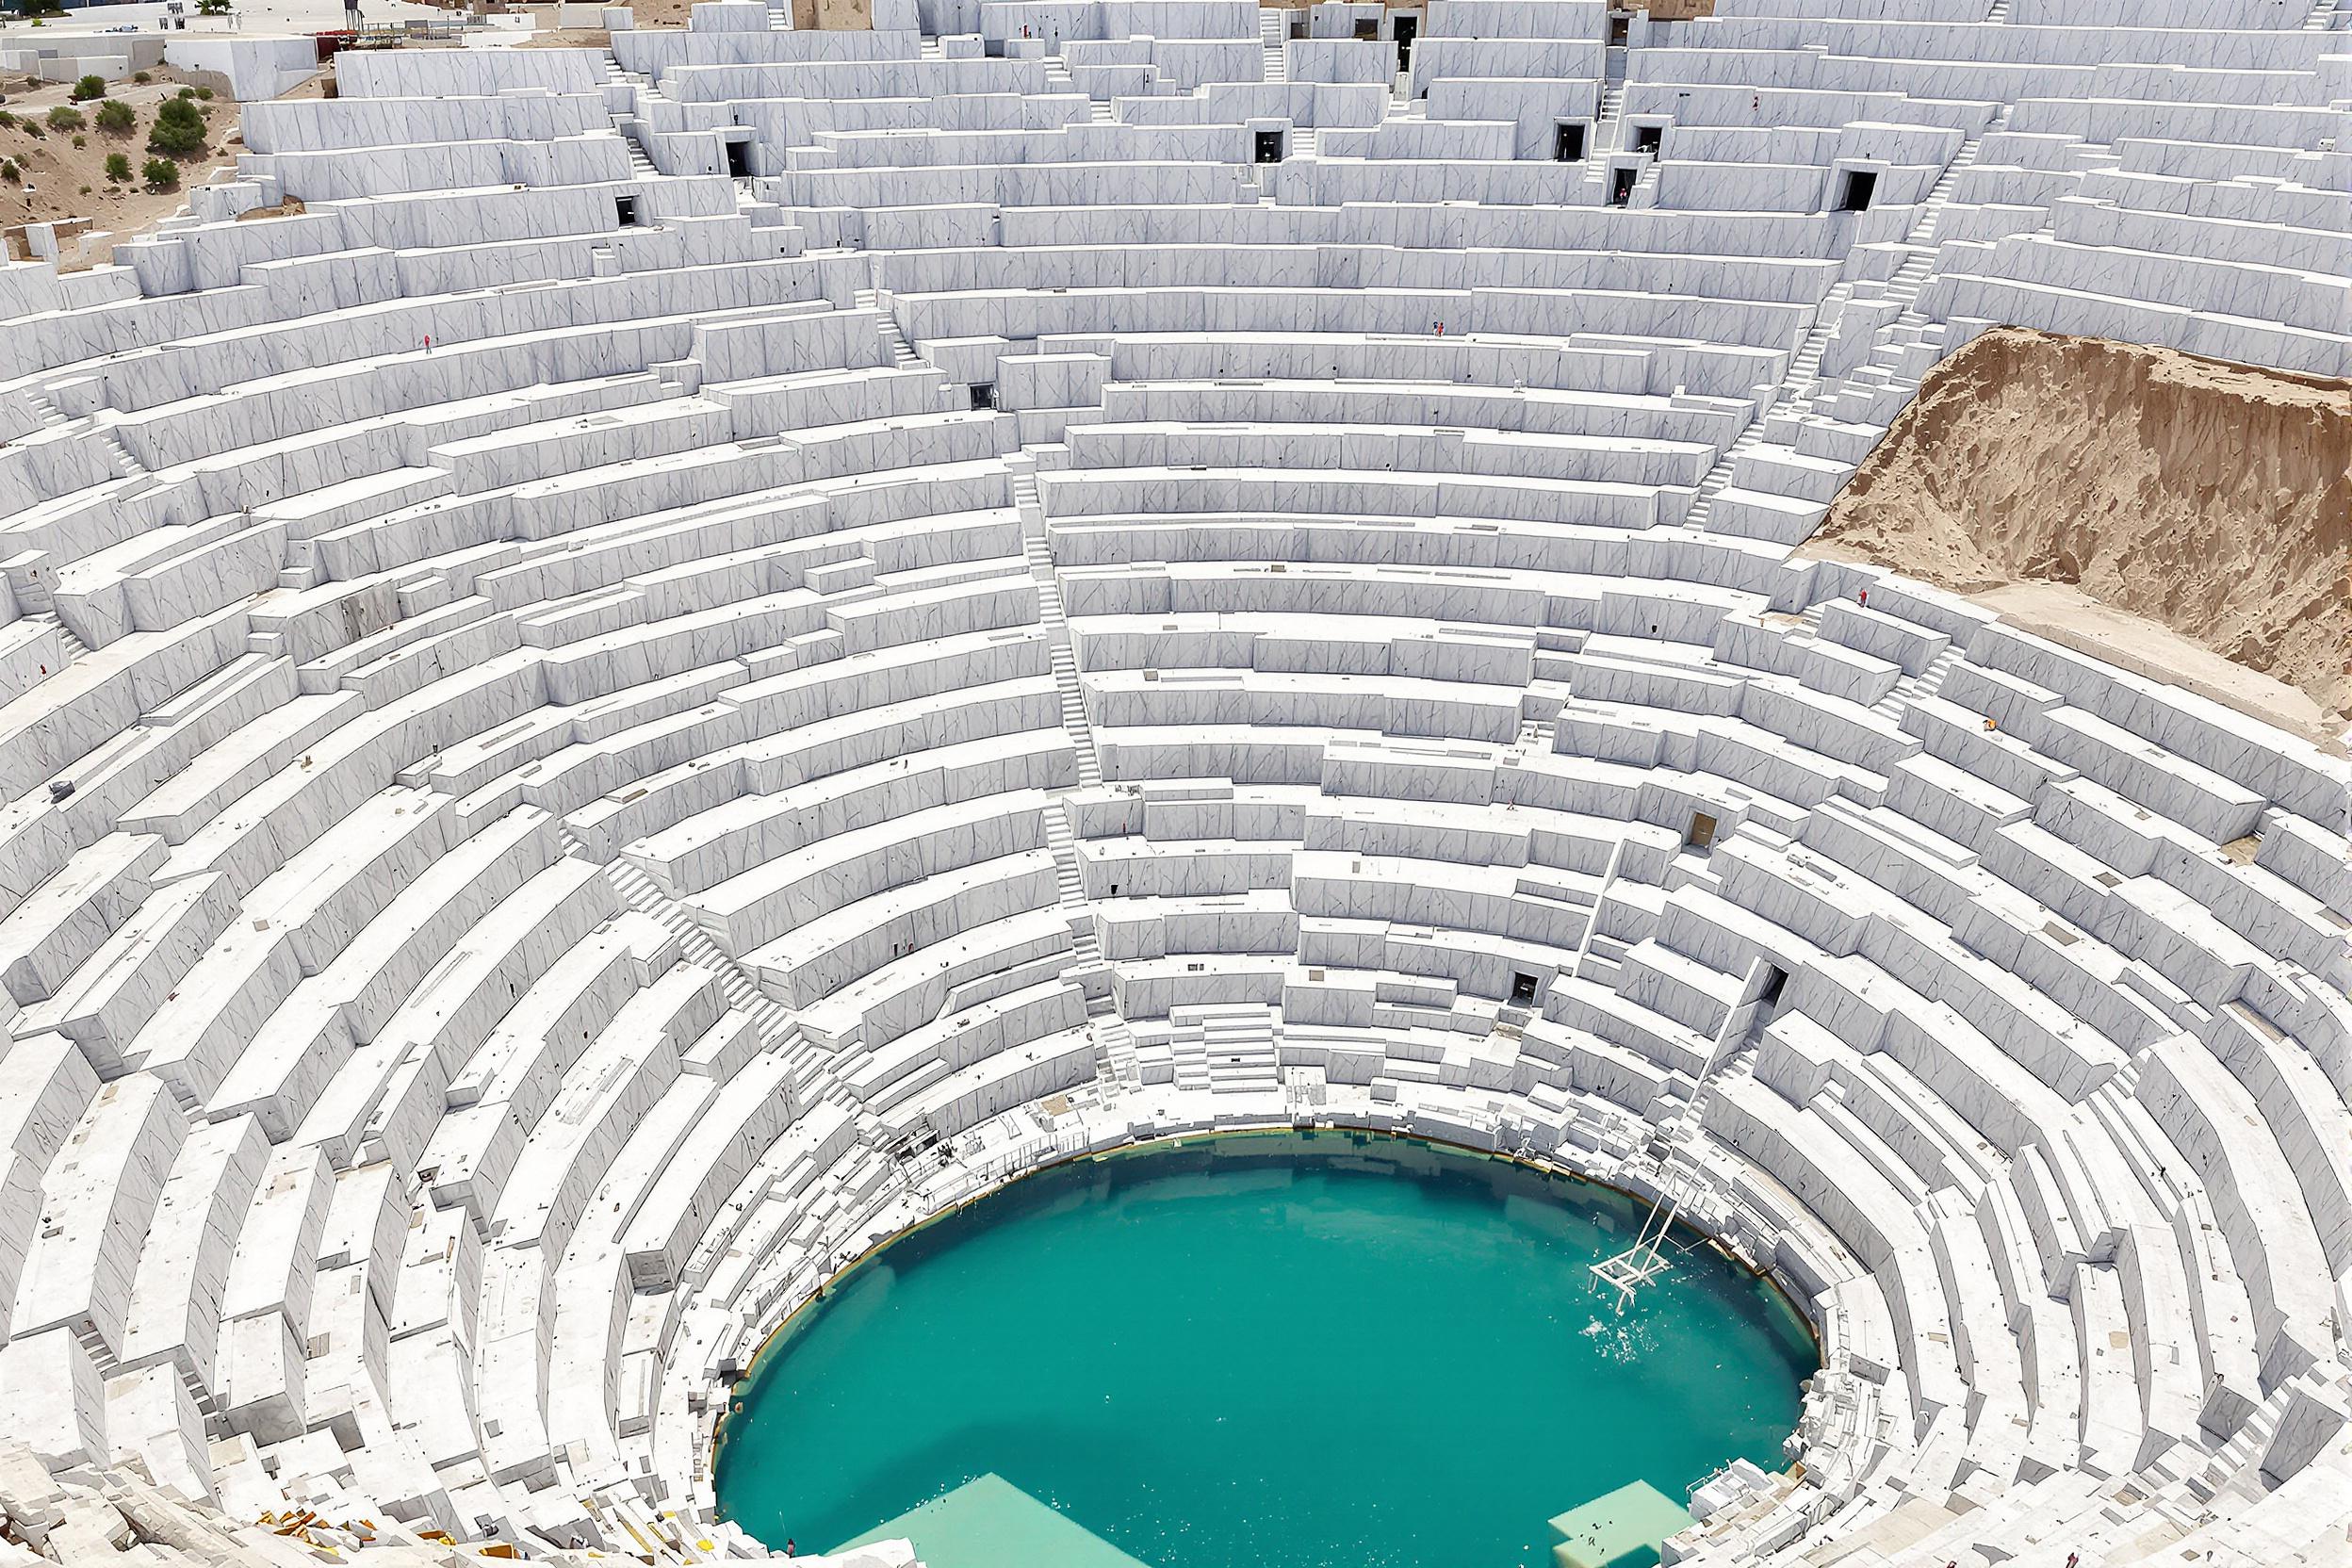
[103,152,130,182]
[45,106,83,132]
[69,74,105,101]
[141,156,179,191]
[146,96,205,157]
[95,100,135,135]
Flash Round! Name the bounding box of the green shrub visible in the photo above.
[176,87,195,98]
[102,151,130,182]
[0,111,17,129]
[141,156,179,191]
[19,120,41,139]
[70,134,83,147]
[194,87,214,100]
[132,71,152,85]
[69,74,104,101]
[146,96,204,156]
[95,99,134,135]
[45,106,83,131]
[0,160,20,185]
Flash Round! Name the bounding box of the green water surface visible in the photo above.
[715,1131,1816,1568]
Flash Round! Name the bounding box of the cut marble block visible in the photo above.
[116,1114,269,1390]
[12,1075,186,1361]
[220,1143,333,1344]
[0,1331,102,1471]
[219,1311,306,1447]
[104,1364,210,1503]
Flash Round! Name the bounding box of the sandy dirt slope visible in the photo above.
[0,66,237,262]
[1807,326,2352,738]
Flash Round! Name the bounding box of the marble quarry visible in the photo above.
[0,0,2346,1564]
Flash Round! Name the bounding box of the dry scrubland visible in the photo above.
[0,65,236,258]
[1811,326,2352,736]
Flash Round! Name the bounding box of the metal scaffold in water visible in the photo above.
[1589,1185,1685,1308]
[1590,956,1785,1311]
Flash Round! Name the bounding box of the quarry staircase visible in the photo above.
[21,611,89,675]
[1012,464,1103,787]
[560,825,804,1071]
[1043,797,1107,997]
[1086,992,1142,1087]
[853,287,924,368]
[1840,112,2011,384]
[1681,277,1856,532]
[1195,1004,1281,1093]
[1151,1004,1282,1094]
[605,57,659,101]
[1592,79,1626,156]
[1259,8,1287,83]
[1870,644,1966,721]
[1771,112,2012,449]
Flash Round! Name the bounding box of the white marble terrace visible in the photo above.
[0,0,2346,1563]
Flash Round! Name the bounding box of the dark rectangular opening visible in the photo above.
[1353,17,1377,39]
[613,193,640,226]
[1631,122,1662,155]
[1254,129,1284,164]
[1686,810,1717,849]
[1838,170,1877,211]
[1511,972,1539,1004]
[1609,166,1637,205]
[970,383,995,411]
[1553,122,1586,161]
[1392,14,1417,70]
[1608,12,1629,44]
[1758,963,1788,1004]
[724,140,749,179]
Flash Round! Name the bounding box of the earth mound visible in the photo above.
[1809,327,2351,733]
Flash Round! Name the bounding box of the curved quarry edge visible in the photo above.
[677,1101,1857,1561]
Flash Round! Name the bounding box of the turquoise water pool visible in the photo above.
[715,1130,1816,1568]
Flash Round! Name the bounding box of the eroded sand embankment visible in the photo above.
[1806,327,2351,740]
